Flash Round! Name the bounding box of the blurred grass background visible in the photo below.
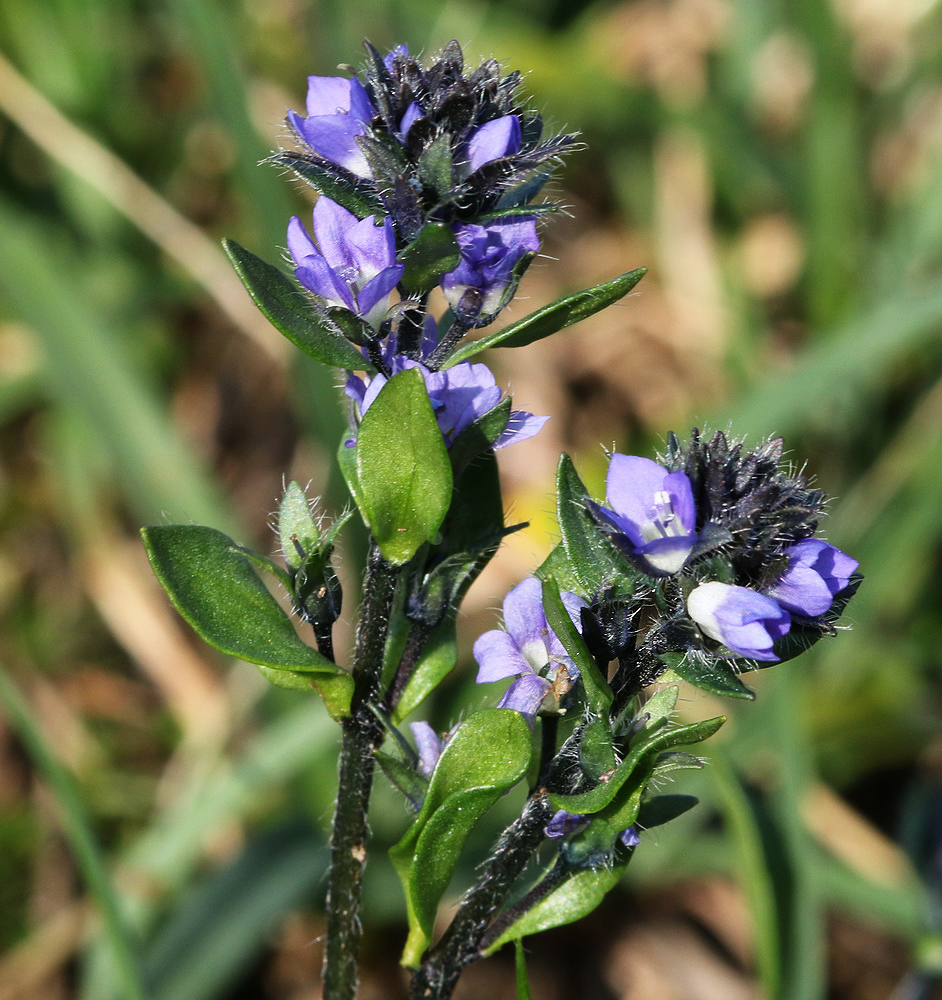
[1,0,941,997]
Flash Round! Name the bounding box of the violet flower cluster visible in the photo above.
[277,41,571,458]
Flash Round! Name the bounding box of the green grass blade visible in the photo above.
[710,749,781,998]
[141,818,327,1000]
[0,669,148,1000]
[80,700,335,998]
[724,282,942,438]
[0,199,232,530]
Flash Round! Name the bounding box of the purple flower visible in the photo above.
[765,539,858,617]
[463,114,523,174]
[441,218,539,322]
[474,577,585,718]
[589,455,698,577]
[410,721,445,778]
[687,582,791,662]
[287,75,377,178]
[287,197,403,329]
[345,359,548,449]
[545,810,640,848]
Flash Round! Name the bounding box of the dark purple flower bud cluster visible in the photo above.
[283,41,574,225]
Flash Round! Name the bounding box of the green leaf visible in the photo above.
[662,651,756,700]
[141,524,345,677]
[223,239,368,370]
[541,577,612,716]
[552,454,638,597]
[266,151,385,218]
[444,267,648,366]
[375,749,428,812]
[337,436,367,517]
[399,223,461,294]
[356,368,454,565]
[636,793,699,830]
[639,685,679,730]
[549,714,726,816]
[393,617,458,722]
[484,861,629,954]
[537,543,586,596]
[390,709,532,966]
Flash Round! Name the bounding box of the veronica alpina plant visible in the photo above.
[141,40,860,1000]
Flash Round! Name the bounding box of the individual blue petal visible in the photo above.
[687,582,791,662]
[288,111,372,178]
[410,721,444,778]
[494,411,550,449]
[473,629,531,683]
[344,373,368,408]
[303,75,373,120]
[501,576,551,656]
[346,215,397,282]
[357,264,405,326]
[294,254,356,311]
[286,214,317,263]
[498,672,551,717]
[466,114,522,173]
[767,539,858,617]
[311,197,361,274]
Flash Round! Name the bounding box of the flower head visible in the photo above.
[766,539,858,617]
[442,218,539,323]
[589,455,698,576]
[474,576,586,718]
[345,359,548,450]
[287,197,403,328]
[281,41,576,227]
[687,582,791,662]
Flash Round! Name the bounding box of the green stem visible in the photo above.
[322,543,399,1000]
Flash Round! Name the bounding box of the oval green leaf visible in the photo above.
[223,239,368,370]
[391,708,532,966]
[141,524,340,676]
[356,368,453,565]
[549,714,726,816]
[484,861,629,955]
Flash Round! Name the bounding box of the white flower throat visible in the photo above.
[642,489,684,542]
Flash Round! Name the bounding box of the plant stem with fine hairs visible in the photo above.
[322,543,399,1000]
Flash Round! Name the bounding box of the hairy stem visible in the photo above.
[322,543,399,1000]
[409,792,554,1000]
[410,726,586,999]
